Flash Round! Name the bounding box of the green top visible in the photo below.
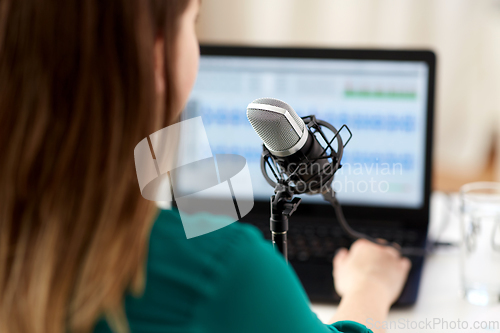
[93,209,372,333]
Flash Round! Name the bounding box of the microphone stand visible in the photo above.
[270,182,301,263]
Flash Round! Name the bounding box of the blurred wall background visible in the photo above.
[196,0,500,191]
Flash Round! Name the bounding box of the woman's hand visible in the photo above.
[329,238,412,331]
[333,238,411,305]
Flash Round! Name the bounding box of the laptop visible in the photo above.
[182,45,436,306]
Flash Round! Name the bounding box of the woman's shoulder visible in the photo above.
[112,209,268,331]
[94,209,268,333]
[150,208,264,255]
[146,208,266,294]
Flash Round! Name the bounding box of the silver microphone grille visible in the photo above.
[246,98,306,153]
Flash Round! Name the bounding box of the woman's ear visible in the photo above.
[154,38,165,95]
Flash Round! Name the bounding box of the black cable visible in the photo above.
[322,190,427,257]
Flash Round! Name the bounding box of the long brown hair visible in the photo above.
[0,0,190,332]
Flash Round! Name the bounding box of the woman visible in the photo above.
[0,0,411,332]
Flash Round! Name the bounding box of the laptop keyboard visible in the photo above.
[245,219,422,264]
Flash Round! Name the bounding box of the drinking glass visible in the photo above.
[460,182,500,306]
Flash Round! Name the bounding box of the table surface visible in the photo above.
[310,192,500,333]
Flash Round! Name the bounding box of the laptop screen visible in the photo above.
[183,52,430,209]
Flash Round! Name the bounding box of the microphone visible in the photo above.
[247,97,308,157]
[247,98,340,195]
[247,97,426,259]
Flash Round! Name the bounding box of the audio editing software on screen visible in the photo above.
[183,56,429,209]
